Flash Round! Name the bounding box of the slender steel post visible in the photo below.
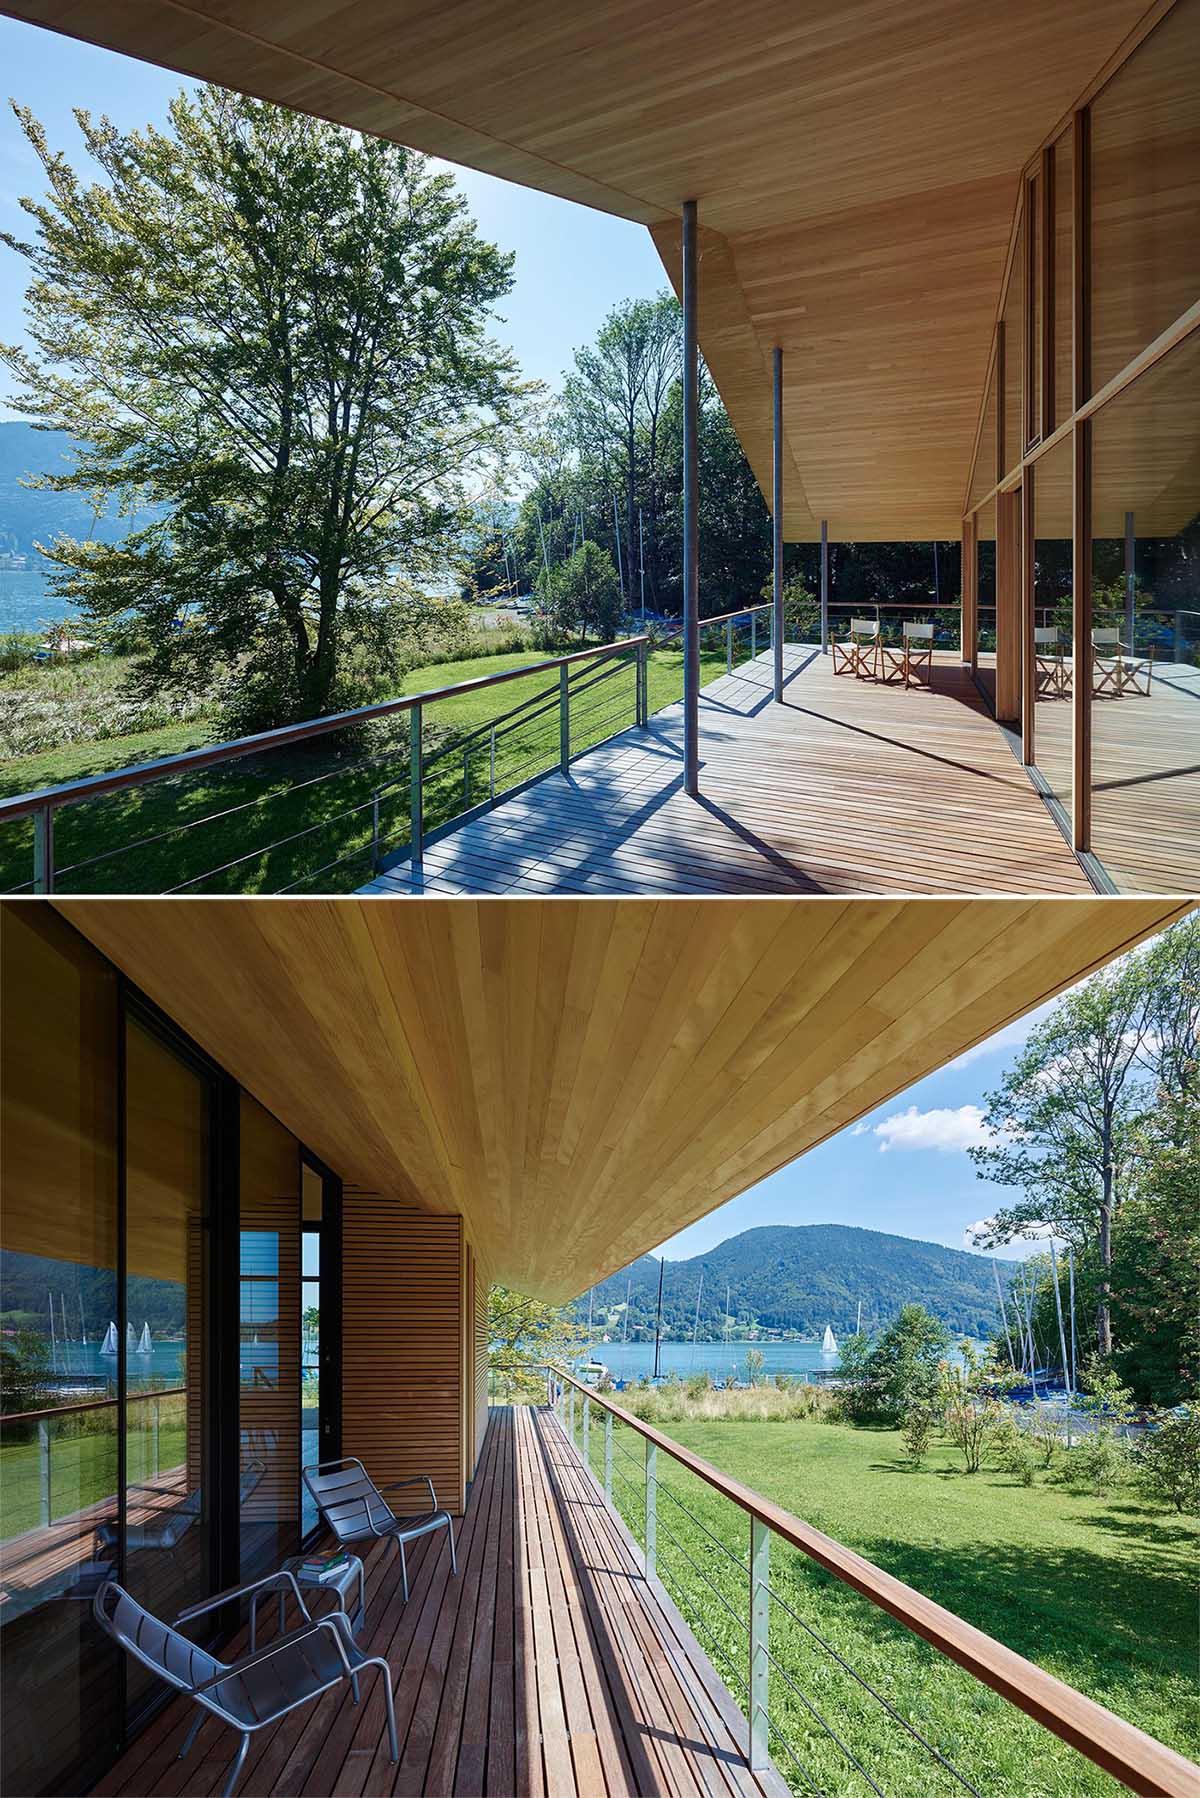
[371,794,380,873]
[152,1396,160,1476]
[751,612,757,662]
[645,1442,657,1579]
[820,520,829,653]
[463,750,470,809]
[559,664,570,773]
[772,347,784,700]
[409,706,423,867]
[32,805,54,893]
[682,199,700,796]
[750,1518,770,1770]
[568,1383,576,1441]
[726,617,733,674]
[582,1393,590,1469]
[604,1410,613,1505]
[38,1420,51,1526]
[1124,510,1136,652]
[489,726,496,801]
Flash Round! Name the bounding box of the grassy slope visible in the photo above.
[0,643,729,892]
[577,1412,1198,1797]
[1,1421,186,1538]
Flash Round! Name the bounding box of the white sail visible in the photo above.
[137,1322,152,1353]
[100,1321,119,1356]
[126,1321,136,1349]
[821,1324,838,1355]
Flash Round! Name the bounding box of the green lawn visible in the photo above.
[0,639,734,893]
[570,1410,1199,1797]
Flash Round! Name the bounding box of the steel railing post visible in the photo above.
[489,726,496,801]
[409,706,423,868]
[568,1383,576,1442]
[637,642,648,728]
[32,805,54,894]
[152,1396,160,1476]
[559,664,570,773]
[583,1393,590,1469]
[371,794,380,874]
[38,1420,51,1525]
[751,612,757,661]
[604,1410,613,1505]
[726,617,733,673]
[750,1518,770,1770]
[645,1442,657,1579]
[463,749,470,810]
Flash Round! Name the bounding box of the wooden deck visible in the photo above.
[99,1406,787,1798]
[360,647,1093,897]
[1033,658,1199,894]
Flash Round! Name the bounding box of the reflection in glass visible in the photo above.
[123,1017,210,1717]
[1091,0,1200,393]
[1091,333,1200,890]
[0,908,121,1796]
[1001,212,1025,475]
[240,1095,300,1578]
[1053,130,1073,431]
[975,499,997,704]
[1032,437,1075,815]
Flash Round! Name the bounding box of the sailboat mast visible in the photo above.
[855,1298,862,1336]
[993,1258,1016,1371]
[1049,1239,1071,1394]
[1068,1244,1078,1393]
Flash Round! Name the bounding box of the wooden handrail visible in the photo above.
[0,635,650,822]
[0,1385,185,1425]
[543,1364,1198,1798]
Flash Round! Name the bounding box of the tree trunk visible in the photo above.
[625,424,637,608]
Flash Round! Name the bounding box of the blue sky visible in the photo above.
[656,998,1061,1264]
[0,18,666,420]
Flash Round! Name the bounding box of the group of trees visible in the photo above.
[968,915,1198,1405]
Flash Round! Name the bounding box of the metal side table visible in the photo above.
[250,1553,366,1649]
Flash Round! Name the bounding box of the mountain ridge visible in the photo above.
[571,1223,1011,1341]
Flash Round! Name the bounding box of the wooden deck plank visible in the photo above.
[102,1408,786,1798]
[360,648,1102,899]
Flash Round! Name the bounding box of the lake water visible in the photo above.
[0,566,74,635]
[576,1339,842,1384]
[46,1337,283,1390]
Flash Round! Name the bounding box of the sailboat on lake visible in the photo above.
[821,1323,838,1355]
[100,1321,119,1357]
[137,1323,152,1353]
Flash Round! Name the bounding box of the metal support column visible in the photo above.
[772,347,784,700]
[409,706,423,867]
[645,1442,658,1579]
[559,664,570,774]
[682,199,700,796]
[38,1420,51,1526]
[726,617,733,673]
[820,519,829,653]
[1124,509,1136,652]
[568,1383,576,1442]
[749,1518,770,1770]
[32,806,54,893]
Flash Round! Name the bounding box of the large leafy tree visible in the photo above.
[1,90,524,729]
[488,1284,587,1402]
[970,916,1199,1359]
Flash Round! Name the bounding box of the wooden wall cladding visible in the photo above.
[472,1255,489,1474]
[343,1199,465,1515]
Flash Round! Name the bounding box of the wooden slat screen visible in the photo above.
[473,1257,488,1471]
[343,1199,465,1514]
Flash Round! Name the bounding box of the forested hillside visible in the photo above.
[572,1224,1009,1341]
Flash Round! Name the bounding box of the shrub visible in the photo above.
[938,1341,1013,1473]
[993,1414,1038,1486]
[900,1404,935,1466]
[840,1305,951,1425]
[1135,1409,1200,1514]
[1054,1428,1130,1497]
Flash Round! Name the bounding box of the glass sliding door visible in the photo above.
[239,1094,301,1579]
[0,908,122,1797]
[122,1012,213,1719]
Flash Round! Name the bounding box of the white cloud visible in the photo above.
[850,1121,870,1136]
[872,1104,993,1154]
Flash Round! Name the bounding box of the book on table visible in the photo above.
[298,1552,351,1583]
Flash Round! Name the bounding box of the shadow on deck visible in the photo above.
[360,647,1092,896]
[100,1406,787,1798]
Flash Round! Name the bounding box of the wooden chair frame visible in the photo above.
[831,616,881,679]
[878,621,934,689]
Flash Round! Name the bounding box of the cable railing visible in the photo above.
[533,1365,1196,1798]
[0,1386,186,1534]
[0,635,650,894]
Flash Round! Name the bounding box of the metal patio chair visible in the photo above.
[303,1456,457,1602]
[94,1574,398,1798]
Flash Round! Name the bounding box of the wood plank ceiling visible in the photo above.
[57,898,1187,1300]
[3,0,1155,539]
